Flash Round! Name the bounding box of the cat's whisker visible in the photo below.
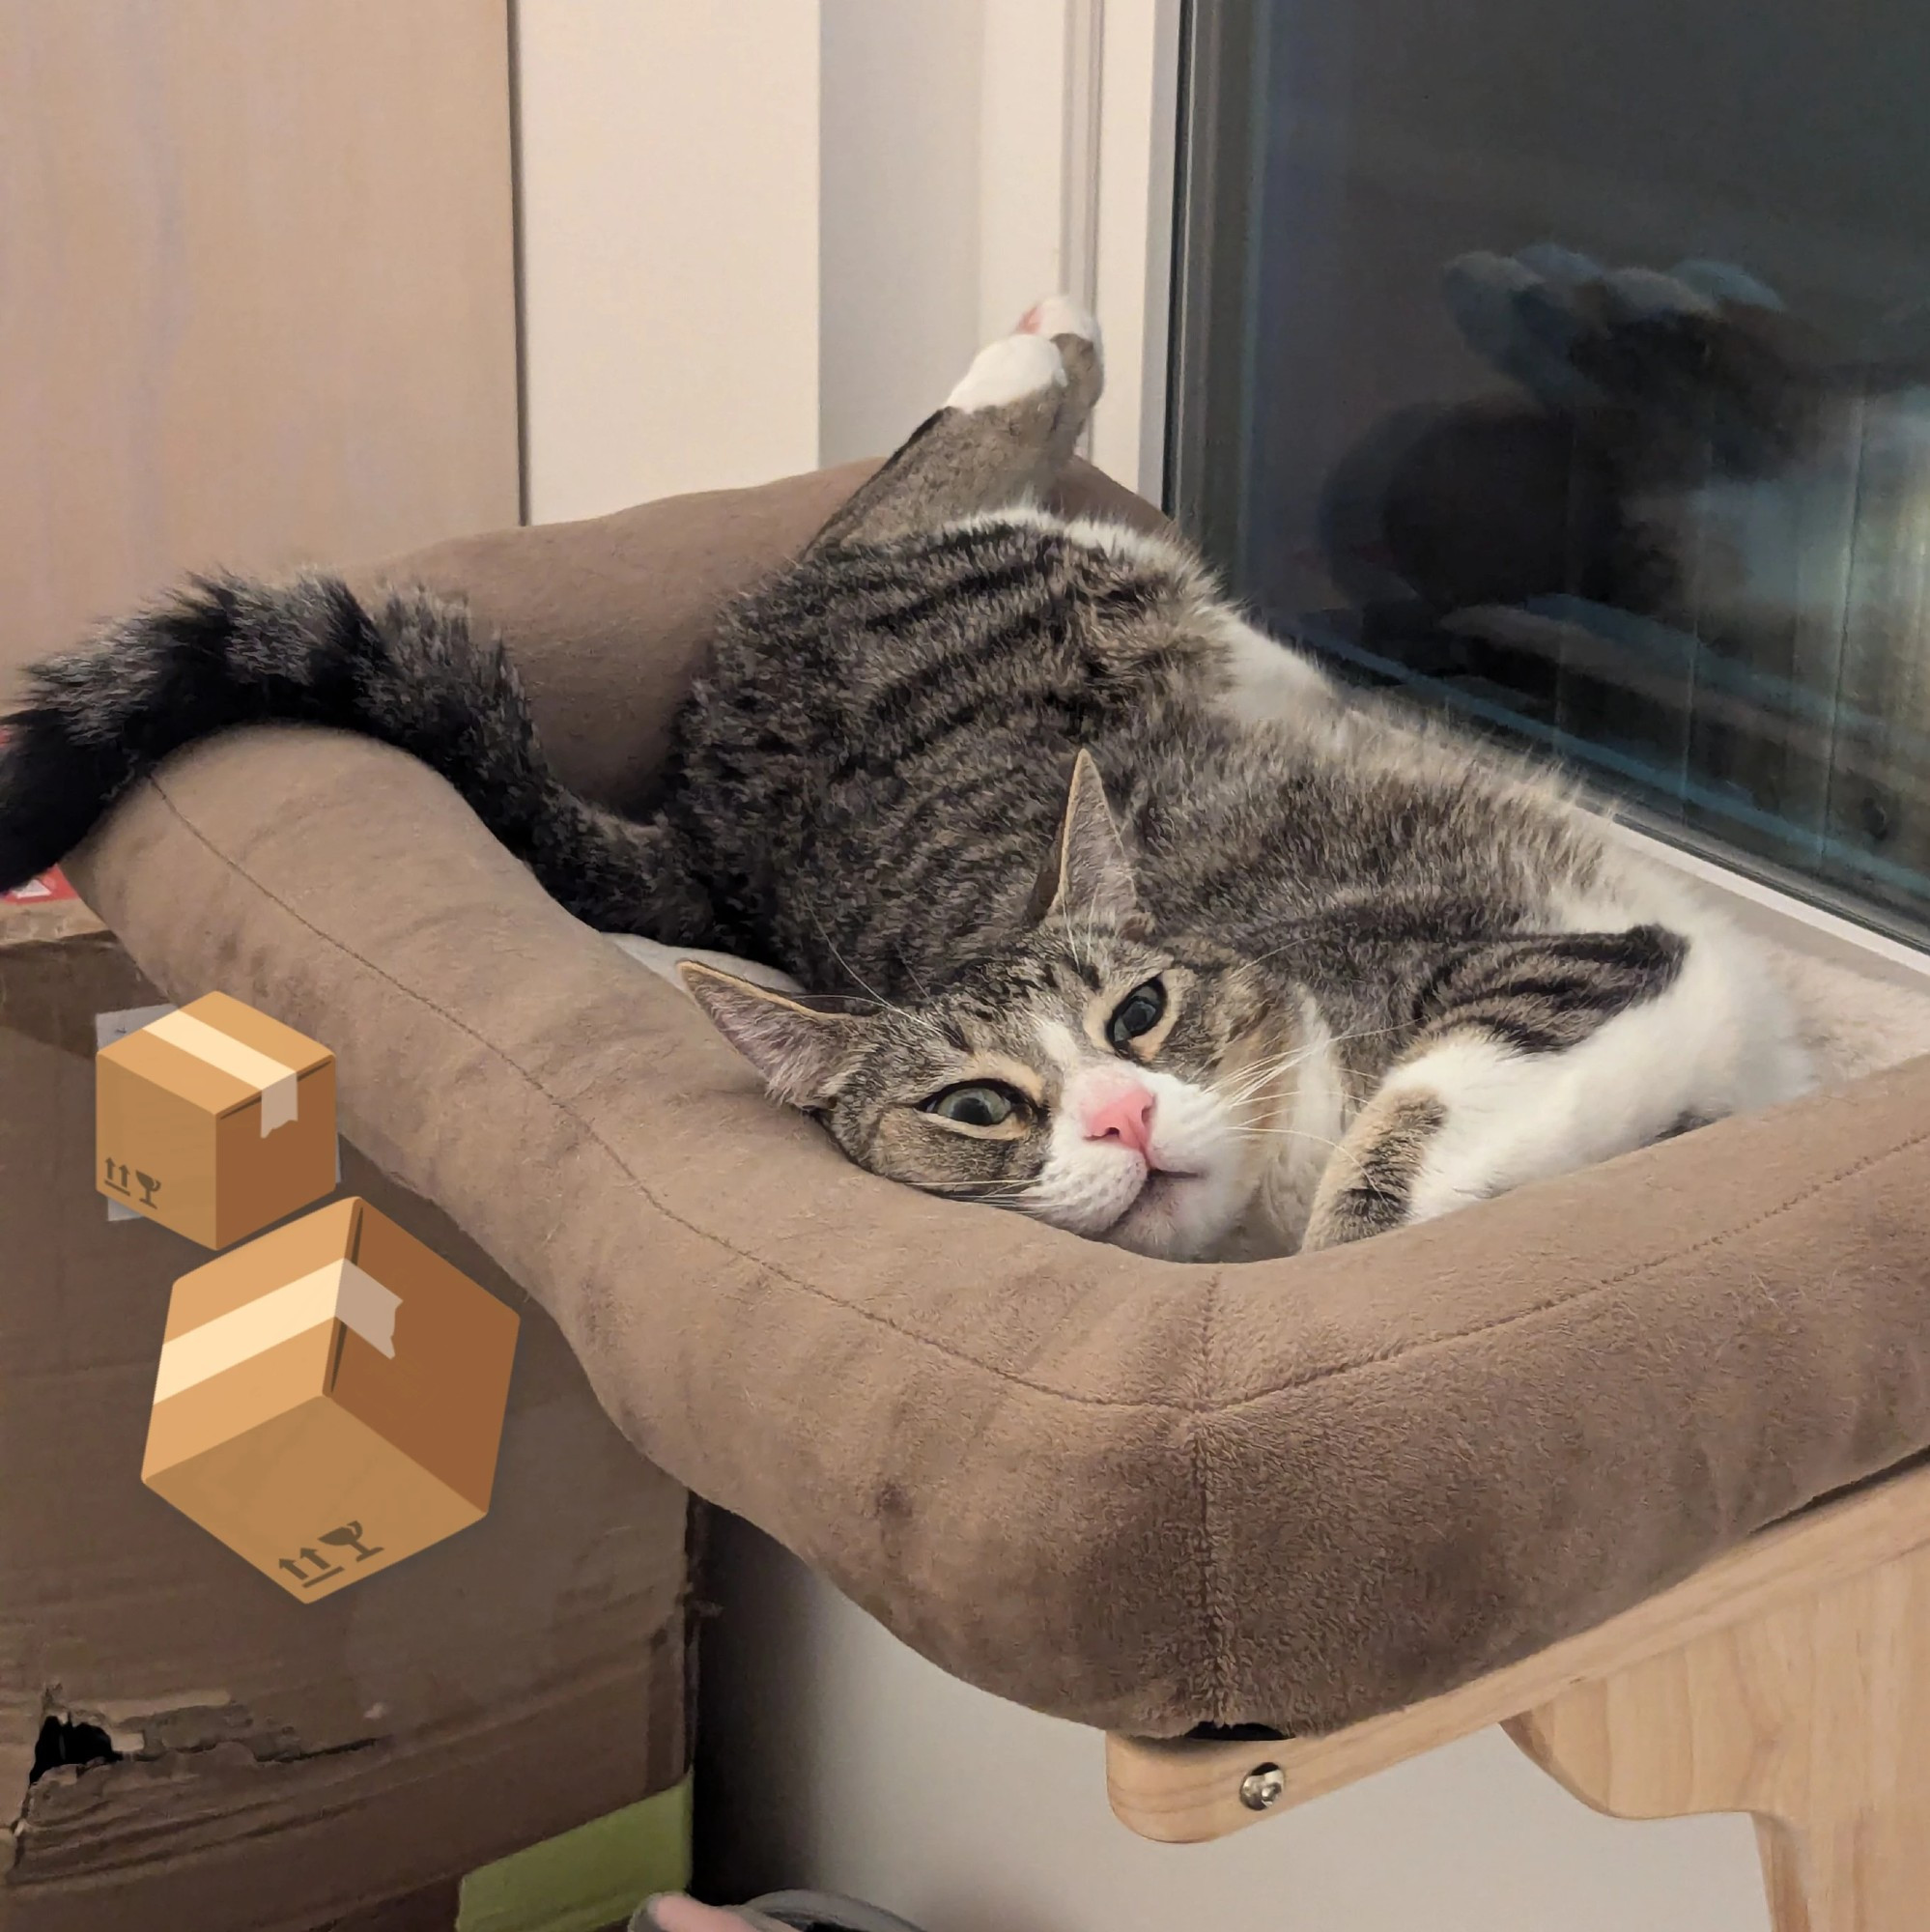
[1215,1041,1333,1106]
[1217,1051,1318,1103]
[1232,1123,1380,1194]
[1221,1036,1327,1081]
[1329,1020,1410,1050]
[895,950,934,1000]
[1234,1123,1345,1152]
[804,900,914,1018]
[1214,1018,1414,1113]
[936,1184,1036,1208]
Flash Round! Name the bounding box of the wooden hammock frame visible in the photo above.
[1107,1459,1930,1931]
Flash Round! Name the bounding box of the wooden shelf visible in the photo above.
[1107,1457,1930,1930]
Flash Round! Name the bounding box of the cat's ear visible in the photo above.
[1024,748,1143,932]
[679,963,870,1108]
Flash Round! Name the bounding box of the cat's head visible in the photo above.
[682,753,1299,1262]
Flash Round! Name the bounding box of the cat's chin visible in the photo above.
[1100,1170,1242,1262]
[1197,1213,1300,1264]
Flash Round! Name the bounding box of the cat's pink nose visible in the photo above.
[1082,1081,1155,1156]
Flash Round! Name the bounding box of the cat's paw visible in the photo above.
[1020,294,1106,421]
[1017,294,1103,357]
[946,332,1067,412]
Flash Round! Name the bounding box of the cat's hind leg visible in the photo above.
[1300,923,1814,1250]
[805,298,1103,554]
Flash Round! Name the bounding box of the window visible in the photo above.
[1168,0,1930,950]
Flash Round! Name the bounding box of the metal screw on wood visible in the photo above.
[1239,1762,1286,1811]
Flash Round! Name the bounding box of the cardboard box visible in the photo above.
[96,990,338,1249]
[2,891,692,1932]
[143,1198,521,1602]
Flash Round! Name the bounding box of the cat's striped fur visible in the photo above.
[0,298,1814,1259]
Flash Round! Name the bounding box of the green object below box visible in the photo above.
[459,1776,693,1932]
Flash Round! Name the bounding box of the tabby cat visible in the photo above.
[0,298,1815,1262]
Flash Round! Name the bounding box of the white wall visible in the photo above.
[819,0,1149,478]
[697,1518,1772,1932]
[818,0,1178,495]
[818,0,985,466]
[515,0,1163,511]
[515,0,821,521]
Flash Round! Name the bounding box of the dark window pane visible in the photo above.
[1171,0,1930,945]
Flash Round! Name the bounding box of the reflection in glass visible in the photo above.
[1173,0,1930,942]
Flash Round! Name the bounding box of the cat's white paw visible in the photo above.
[1018,294,1102,356]
[946,332,1066,412]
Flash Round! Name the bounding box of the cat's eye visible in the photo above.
[1107,979,1167,1051]
[923,1082,1023,1128]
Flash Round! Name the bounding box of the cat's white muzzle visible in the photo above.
[1032,1065,1248,1261]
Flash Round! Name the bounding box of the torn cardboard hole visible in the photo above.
[28,1716,121,1786]
[17,1690,388,1825]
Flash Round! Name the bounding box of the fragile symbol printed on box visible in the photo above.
[101,1157,161,1209]
[278,1521,385,1588]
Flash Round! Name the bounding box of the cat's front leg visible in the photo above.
[1299,1083,1457,1252]
[1296,1030,1638,1253]
[1299,920,1811,1252]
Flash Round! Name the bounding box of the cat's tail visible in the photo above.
[0,571,712,938]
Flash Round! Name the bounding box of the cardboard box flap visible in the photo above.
[0,885,106,964]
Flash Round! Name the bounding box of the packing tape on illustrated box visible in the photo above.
[153,1258,402,1403]
[143,1008,302,1136]
[96,1005,341,1220]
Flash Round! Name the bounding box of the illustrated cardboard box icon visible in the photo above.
[142,1196,522,1600]
[96,988,337,1247]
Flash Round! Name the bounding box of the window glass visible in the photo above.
[1171,0,1930,944]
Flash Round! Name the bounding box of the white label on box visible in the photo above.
[97,1003,180,1049]
[97,1005,179,1220]
[96,1003,340,1220]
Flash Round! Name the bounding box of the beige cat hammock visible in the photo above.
[66,459,1930,1932]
